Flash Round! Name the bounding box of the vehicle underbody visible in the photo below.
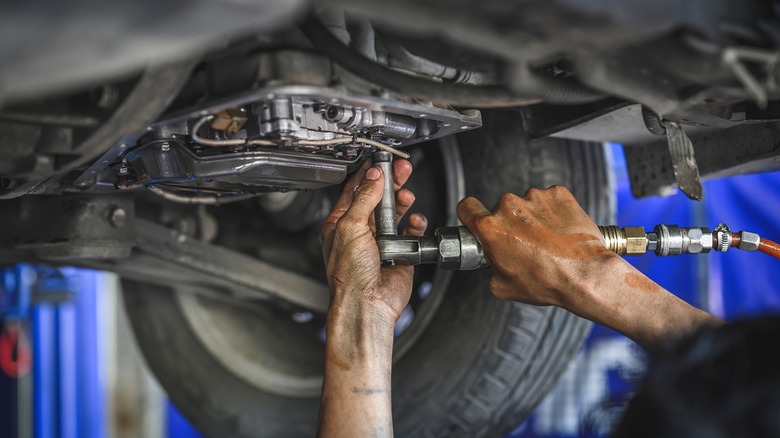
[1,0,778,436]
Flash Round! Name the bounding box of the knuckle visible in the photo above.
[396,189,414,206]
[523,187,542,199]
[550,186,577,202]
[551,184,574,199]
[489,276,511,301]
[335,217,357,234]
[355,184,377,203]
[319,217,337,239]
[457,197,474,212]
[473,213,496,230]
[499,192,519,206]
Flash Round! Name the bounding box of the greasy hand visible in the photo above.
[457,186,615,307]
[320,159,427,322]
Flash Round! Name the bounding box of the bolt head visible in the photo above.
[109,207,127,228]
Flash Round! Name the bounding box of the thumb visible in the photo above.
[340,166,385,226]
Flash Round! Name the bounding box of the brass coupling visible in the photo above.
[598,226,648,255]
[599,224,716,256]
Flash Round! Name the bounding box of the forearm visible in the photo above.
[562,253,722,350]
[318,298,396,438]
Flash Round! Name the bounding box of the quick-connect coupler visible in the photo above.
[599,225,719,256]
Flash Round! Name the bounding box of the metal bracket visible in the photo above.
[663,121,704,201]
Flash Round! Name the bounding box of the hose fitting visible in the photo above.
[598,224,713,256]
[598,226,647,255]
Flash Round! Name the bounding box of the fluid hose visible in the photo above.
[731,232,780,260]
[598,223,780,261]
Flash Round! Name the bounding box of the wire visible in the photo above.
[249,138,280,147]
[297,137,411,159]
[299,16,607,107]
[296,138,358,147]
[192,114,411,162]
[356,138,411,159]
[192,116,410,158]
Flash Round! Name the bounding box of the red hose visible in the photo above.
[759,238,780,260]
[731,232,741,247]
[730,232,780,260]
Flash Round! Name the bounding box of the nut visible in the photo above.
[683,227,712,254]
[436,227,461,270]
[624,226,647,255]
[738,231,760,252]
[646,232,659,252]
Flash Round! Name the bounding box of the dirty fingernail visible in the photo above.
[366,167,381,181]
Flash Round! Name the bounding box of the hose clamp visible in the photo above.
[714,223,732,252]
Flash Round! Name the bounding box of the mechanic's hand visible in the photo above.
[320,159,427,322]
[457,186,615,308]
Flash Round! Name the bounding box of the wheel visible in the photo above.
[122,109,615,437]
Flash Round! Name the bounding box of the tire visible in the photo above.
[122,109,615,437]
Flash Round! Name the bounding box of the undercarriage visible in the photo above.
[1,1,779,436]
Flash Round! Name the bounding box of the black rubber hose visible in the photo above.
[299,16,607,107]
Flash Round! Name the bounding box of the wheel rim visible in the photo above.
[176,138,465,398]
